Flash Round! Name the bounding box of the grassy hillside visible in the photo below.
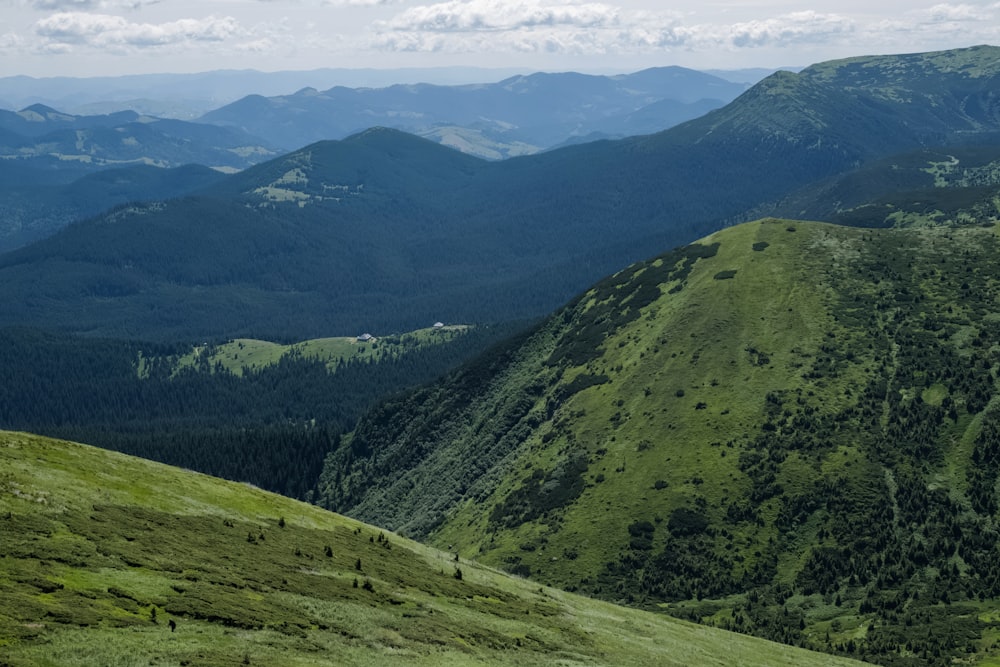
[0,432,867,667]
[172,325,471,376]
[321,218,1000,665]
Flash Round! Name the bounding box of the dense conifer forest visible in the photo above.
[0,324,519,498]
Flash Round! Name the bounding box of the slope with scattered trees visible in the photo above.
[321,217,1000,666]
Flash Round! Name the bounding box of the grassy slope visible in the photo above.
[173,325,471,376]
[429,219,858,575]
[0,431,867,667]
[323,217,1000,664]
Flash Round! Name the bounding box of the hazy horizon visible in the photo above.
[2,1,997,79]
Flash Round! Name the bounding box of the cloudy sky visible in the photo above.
[2,0,999,78]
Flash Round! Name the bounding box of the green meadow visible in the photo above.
[0,431,869,666]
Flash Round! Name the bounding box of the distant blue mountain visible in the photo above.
[0,104,277,171]
[0,67,532,119]
[199,67,747,157]
[0,103,280,252]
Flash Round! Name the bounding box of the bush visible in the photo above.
[667,507,709,537]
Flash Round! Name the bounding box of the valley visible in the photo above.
[2,44,1000,666]
[0,323,514,501]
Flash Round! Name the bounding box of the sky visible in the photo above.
[1,0,999,78]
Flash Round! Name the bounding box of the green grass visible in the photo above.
[173,325,471,376]
[325,216,1000,665]
[434,219,860,577]
[0,431,867,666]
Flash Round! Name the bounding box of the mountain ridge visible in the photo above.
[319,216,1000,665]
[0,104,276,170]
[199,66,747,157]
[0,162,229,254]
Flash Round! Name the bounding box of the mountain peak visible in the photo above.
[17,103,72,122]
[341,126,471,157]
[346,125,415,141]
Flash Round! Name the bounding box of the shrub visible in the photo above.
[667,507,709,537]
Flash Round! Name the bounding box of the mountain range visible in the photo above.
[0,46,999,341]
[0,67,548,119]
[198,66,748,158]
[0,104,278,252]
[0,65,746,254]
[0,104,277,172]
[0,162,228,253]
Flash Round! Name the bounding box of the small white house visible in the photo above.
[357,333,375,342]
[433,322,445,329]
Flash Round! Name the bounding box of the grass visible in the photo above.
[0,431,868,666]
[172,325,471,376]
[435,219,859,581]
[329,216,1000,664]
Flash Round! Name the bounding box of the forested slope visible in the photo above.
[0,323,516,499]
[2,47,1000,340]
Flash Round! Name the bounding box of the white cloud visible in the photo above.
[920,3,991,22]
[862,3,1000,49]
[373,0,685,55]
[384,0,623,32]
[723,11,855,48]
[34,12,247,51]
[322,0,405,6]
[4,0,1000,76]
[371,2,861,56]
[31,0,158,9]
[0,31,24,51]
